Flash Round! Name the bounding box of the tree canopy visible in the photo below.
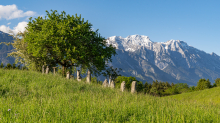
[22,10,116,76]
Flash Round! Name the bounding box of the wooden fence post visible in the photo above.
[121,81,126,92]
[53,67,57,75]
[131,81,137,94]
[102,79,108,87]
[45,66,49,74]
[77,70,81,81]
[110,80,115,88]
[86,70,91,83]
[66,71,70,79]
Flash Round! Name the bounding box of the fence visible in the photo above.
[42,65,137,93]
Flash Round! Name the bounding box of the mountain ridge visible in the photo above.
[107,35,220,85]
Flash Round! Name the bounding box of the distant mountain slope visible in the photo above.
[0,31,15,65]
[107,35,220,85]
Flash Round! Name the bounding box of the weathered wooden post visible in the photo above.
[102,79,108,87]
[42,65,45,74]
[66,71,70,79]
[131,81,137,93]
[109,76,111,86]
[45,66,49,74]
[121,81,126,92]
[110,80,115,88]
[86,70,91,83]
[77,70,81,81]
[53,67,57,75]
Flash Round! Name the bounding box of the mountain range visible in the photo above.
[0,31,220,86]
[0,31,15,65]
[106,35,220,86]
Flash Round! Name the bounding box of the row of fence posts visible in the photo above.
[42,65,137,93]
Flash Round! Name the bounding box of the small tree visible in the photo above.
[5,63,12,69]
[214,78,220,87]
[12,63,16,69]
[0,63,4,68]
[143,82,152,94]
[196,78,211,90]
[16,64,21,70]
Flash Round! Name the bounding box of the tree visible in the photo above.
[5,63,12,69]
[175,83,189,93]
[12,63,16,69]
[196,78,211,90]
[143,82,152,94]
[23,10,116,77]
[0,63,4,68]
[214,78,220,87]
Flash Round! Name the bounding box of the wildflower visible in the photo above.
[8,109,11,111]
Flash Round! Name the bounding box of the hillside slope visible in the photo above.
[0,68,219,122]
[166,87,220,106]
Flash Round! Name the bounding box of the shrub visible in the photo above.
[5,63,12,69]
[0,63,4,68]
[196,78,211,90]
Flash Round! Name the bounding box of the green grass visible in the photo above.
[166,86,220,106]
[0,68,220,122]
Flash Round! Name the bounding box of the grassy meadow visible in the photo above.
[0,68,220,122]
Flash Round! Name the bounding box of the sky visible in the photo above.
[1,0,220,55]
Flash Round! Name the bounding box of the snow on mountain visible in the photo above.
[107,34,220,85]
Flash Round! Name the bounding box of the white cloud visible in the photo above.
[13,21,28,34]
[0,4,36,20]
[0,25,11,33]
[0,21,28,34]
[7,22,11,25]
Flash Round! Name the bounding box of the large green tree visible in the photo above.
[23,10,116,76]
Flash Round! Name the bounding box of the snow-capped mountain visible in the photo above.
[107,35,220,85]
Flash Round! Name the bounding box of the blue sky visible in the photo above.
[1,0,220,55]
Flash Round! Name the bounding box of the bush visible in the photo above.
[12,63,16,69]
[5,63,12,69]
[115,76,143,92]
[196,78,211,90]
[214,78,220,87]
[0,63,4,68]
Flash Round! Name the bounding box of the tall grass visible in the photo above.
[0,68,219,122]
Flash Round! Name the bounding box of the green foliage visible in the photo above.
[196,78,211,90]
[12,63,16,69]
[164,85,179,95]
[21,65,28,70]
[214,78,220,87]
[23,10,116,77]
[189,86,196,92]
[143,81,151,94]
[16,64,21,70]
[175,83,189,93]
[114,76,143,92]
[0,63,4,68]
[5,63,12,69]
